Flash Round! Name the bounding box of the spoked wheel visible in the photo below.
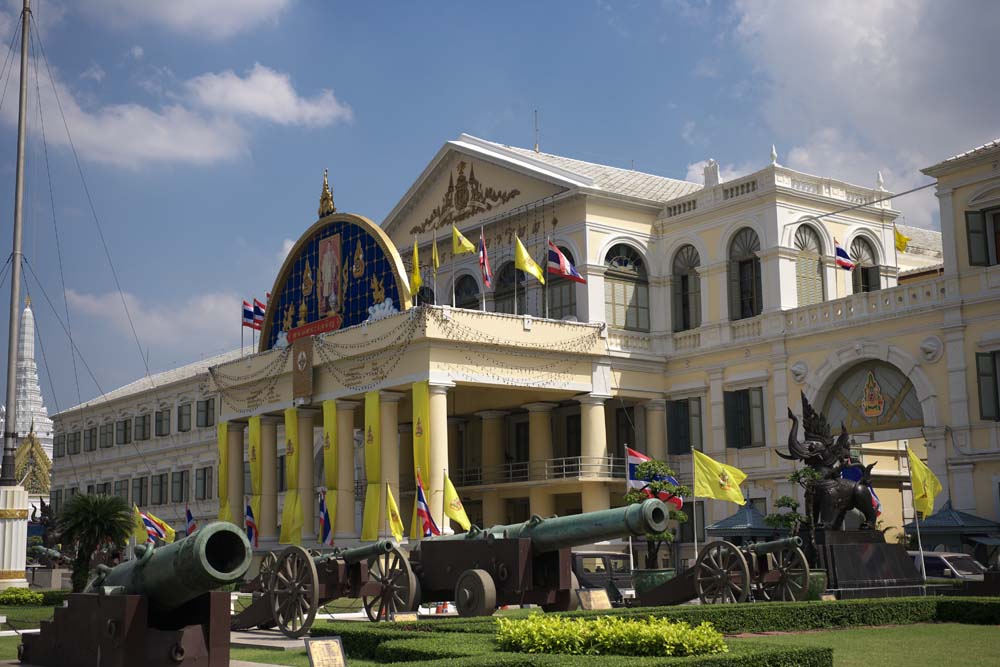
[258,551,278,592]
[362,546,417,622]
[759,546,810,602]
[269,546,319,638]
[696,541,750,604]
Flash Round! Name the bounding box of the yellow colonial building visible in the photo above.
[51,135,1000,567]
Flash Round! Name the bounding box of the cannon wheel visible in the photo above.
[759,546,810,602]
[696,541,750,604]
[258,551,278,591]
[455,569,497,617]
[362,545,417,622]
[269,546,319,638]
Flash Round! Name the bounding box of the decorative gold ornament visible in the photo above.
[370,275,385,304]
[298,300,309,327]
[318,168,336,218]
[283,304,295,332]
[16,430,51,495]
[352,243,365,278]
[0,570,27,580]
[861,370,885,418]
[0,509,29,519]
[302,258,314,297]
[410,159,521,234]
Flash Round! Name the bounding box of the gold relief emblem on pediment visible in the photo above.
[409,160,521,234]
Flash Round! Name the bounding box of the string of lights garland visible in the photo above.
[425,306,602,352]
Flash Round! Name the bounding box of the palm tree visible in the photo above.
[57,494,134,592]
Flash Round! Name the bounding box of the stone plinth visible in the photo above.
[0,485,29,589]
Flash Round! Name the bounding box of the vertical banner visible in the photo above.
[279,407,303,544]
[361,391,382,540]
[248,416,263,531]
[322,399,338,539]
[217,422,232,522]
[410,381,432,538]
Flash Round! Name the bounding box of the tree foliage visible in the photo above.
[623,460,690,567]
[57,494,134,592]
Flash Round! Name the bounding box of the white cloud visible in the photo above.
[681,120,698,144]
[79,0,291,40]
[129,45,144,60]
[187,63,353,127]
[685,159,752,184]
[732,0,1000,229]
[80,63,105,83]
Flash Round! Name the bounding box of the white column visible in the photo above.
[297,409,318,543]
[525,403,556,517]
[0,486,29,589]
[579,395,610,513]
[645,398,667,461]
[335,401,359,539]
[476,410,506,525]
[428,382,453,530]
[379,391,403,537]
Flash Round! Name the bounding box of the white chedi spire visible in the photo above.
[11,297,53,458]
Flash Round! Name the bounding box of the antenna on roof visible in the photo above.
[533,110,540,153]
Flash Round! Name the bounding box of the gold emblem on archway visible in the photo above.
[352,242,366,278]
[861,370,885,418]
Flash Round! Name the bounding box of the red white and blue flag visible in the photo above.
[479,229,493,289]
[245,500,258,548]
[253,298,266,329]
[840,467,882,517]
[242,300,255,328]
[547,241,586,283]
[140,510,170,544]
[319,491,334,546]
[185,505,197,534]
[415,472,440,537]
[626,447,684,511]
[835,239,856,271]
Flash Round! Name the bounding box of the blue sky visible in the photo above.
[0,0,996,412]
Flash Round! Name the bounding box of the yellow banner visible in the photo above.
[322,400,338,538]
[217,422,232,522]
[248,417,262,526]
[386,484,405,542]
[907,447,942,518]
[411,239,423,291]
[279,408,302,544]
[515,236,545,284]
[361,391,382,541]
[452,225,475,255]
[693,449,747,505]
[444,474,471,531]
[410,381,431,538]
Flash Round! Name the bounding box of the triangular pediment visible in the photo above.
[383,136,585,248]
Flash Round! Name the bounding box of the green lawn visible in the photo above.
[732,623,999,667]
[0,605,53,630]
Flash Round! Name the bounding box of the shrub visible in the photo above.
[38,590,69,606]
[0,588,44,606]
[496,613,727,657]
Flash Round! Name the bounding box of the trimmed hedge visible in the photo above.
[0,588,43,605]
[38,590,70,606]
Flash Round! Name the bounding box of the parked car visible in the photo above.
[572,551,635,605]
[908,551,987,581]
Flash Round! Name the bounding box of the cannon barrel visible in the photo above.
[428,498,669,553]
[747,536,803,555]
[326,539,395,565]
[87,521,252,611]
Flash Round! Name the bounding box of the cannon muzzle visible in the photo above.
[748,536,803,555]
[430,498,670,553]
[87,521,252,611]
[328,539,395,565]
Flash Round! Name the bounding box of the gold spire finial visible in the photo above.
[24,294,30,307]
[318,168,336,217]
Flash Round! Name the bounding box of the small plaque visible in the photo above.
[305,637,346,667]
[821,594,837,602]
[576,588,612,610]
[393,612,418,622]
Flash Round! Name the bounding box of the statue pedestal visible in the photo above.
[0,485,29,590]
[815,529,923,599]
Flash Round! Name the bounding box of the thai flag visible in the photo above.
[245,501,258,548]
[835,239,856,271]
[242,300,255,328]
[626,447,683,510]
[252,299,266,330]
[547,241,586,283]
[319,491,334,546]
[141,511,169,544]
[478,230,493,289]
[185,505,197,534]
[415,472,440,537]
[841,467,882,517]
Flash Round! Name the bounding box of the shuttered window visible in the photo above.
[667,397,702,454]
[794,225,824,306]
[547,246,577,320]
[494,262,527,314]
[850,237,881,293]
[977,352,1000,421]
[672,245,701,331]
[966,209,1000,267]
[604,244,649,331]
[728,228,762,320]
[724,387,765,449]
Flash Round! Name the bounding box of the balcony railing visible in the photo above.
[452,456,626,487]
[606,330,653,354]
[783,278,947,334]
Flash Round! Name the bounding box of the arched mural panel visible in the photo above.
[821,360,922,433]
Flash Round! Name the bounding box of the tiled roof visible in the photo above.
[706,504,786,537]
[923,138,1000,174]
[491,141,702,204]
[897,224,943,257]
[54,348,243,418]
[903,501,1000,534]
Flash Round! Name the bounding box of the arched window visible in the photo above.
[671,245,701,332]
[494,262,526,314]
[416,286,435,305]
[794,225,825,306]
[455,274,480,310]
[728,228,762,320]
[850,237,880,293]
[604,244,649,332]
[547,246,578,320]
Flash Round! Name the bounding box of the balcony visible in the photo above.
[452,455,627,488]
[606,329,653,355]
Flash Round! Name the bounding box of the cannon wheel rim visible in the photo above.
[760,546,810,602]
[269,546,319,638]
[455,568,497,617]
[362,545,417,622]
[696,541,749,604]
[258,551,278,592]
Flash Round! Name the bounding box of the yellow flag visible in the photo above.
[907,448,942,518]
[216,422,232,523]
[385,484,405,542]
[895,226,910,252]
[134,505,175,544]
[248,416,262,529]
[432,231,440,276]
[693,449,747,505]
[361,391,382,541]
[411,239,423,292]
[322,400,337,537]
[443,475,471,531]
[144,509,176,544]
[410,381,432,538]
[279,408,302,545]
[515,236,545,284]
[452,225,476,255]
[133,505,147,543]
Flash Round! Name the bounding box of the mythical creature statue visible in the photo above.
[779,394,878,530]
[32,497,61,550]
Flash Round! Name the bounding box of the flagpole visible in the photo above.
[907,447,928,594]
[441,467,446,534]
[692,456,699,561]
[544,236,550,319]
